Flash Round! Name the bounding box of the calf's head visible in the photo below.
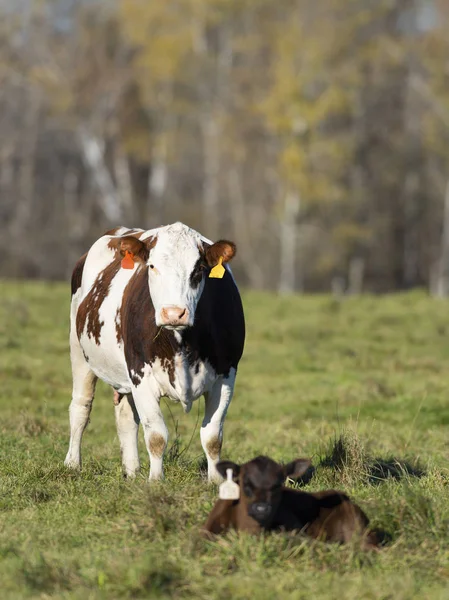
[118,223,236,330]
[216,456,311,526]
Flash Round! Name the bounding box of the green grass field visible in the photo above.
[1,282,449,599]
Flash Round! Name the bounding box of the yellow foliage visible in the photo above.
[332,223,372,248]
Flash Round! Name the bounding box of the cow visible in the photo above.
[65,222,245,482]
[203,456,381,549]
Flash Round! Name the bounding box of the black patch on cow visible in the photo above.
[189,257,209,288]
[120,264,245,385]
[181,270,245,377]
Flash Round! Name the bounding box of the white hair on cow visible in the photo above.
[144,222,208,329]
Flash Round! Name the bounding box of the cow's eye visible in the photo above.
[149,264,155,270]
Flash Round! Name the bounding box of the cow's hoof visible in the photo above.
[122,468,140,480]
[207,471,223,485]
[148,472,165,483]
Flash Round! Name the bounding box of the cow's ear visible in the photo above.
[118,235,156,263]
[205,240,236,267]
[284,458,312,481]
[216,460,240,480]
[119,236,148,262]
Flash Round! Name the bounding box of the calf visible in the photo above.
[203,456,380,548]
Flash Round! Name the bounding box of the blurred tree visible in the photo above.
[1,0,449,294]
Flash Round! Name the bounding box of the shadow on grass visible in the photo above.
[368,458,425,484]
[319,432,425,484]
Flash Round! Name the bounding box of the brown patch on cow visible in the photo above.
[115,308,122,343]
[161,357,176,385]
[149,432,166,458]
[71,253,87,296]
[113,390,123,406]
[204,240,236,267]
[104,226,124,236]
[121,266,178,386]
[107,234,156,262]
[206,437,222,460]
[76,259,121,344]
[105,228,144,251]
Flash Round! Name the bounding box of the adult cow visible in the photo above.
[65,222,245,481]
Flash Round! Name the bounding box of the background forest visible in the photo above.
[2,0,449,294]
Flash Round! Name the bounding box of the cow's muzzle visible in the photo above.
[160,306,190,330]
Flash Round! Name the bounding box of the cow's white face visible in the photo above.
[147,228,205,330]
[139,223,236,331]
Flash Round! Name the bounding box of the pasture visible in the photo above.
[1,282,449,599]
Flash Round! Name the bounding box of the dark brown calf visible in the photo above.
[203,456,380,549]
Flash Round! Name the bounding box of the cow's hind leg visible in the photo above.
[201,368,236,483]
[115,393,140,477]
[132,382,168,481]
[64,337,97,469]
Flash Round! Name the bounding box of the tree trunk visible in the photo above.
[347,257,365,295]
[227,166,265,288]
[278,191,301,294]
[434,179,449,297]
[78,127,122,223]
[149,138,168,225]
[114,142,133,219]
[201,114,220,238]
[9,91,41,274]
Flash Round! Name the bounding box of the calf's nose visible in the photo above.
[160,306,189,326]
[249,502,272,520]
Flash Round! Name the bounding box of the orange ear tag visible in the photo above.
[209,256,225,279]
[121,250,135,270]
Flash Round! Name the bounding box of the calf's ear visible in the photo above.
[205,240,236,267]
[216,460,240,480]
[284,458,312,481]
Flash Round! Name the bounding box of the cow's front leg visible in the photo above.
[132,381,168,481]
[201,368,236,483]
[115,393,140,477]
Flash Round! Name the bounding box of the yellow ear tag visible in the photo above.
[219,468,240,500]
[209,257,225,279]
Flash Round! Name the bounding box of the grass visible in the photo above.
[1,281,449,599]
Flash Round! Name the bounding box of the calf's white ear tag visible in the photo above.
[219,468,240,500]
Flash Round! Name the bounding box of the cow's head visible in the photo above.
[118,223,236,330]
[216,456,312,527]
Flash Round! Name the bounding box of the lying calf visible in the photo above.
[203,456,380,549]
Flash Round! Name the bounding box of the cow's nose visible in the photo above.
[160,306,189,327]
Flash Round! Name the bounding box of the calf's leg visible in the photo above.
[203,499,234,536]
[201,368,236,483]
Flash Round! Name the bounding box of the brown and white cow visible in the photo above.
[65,222,245,481]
